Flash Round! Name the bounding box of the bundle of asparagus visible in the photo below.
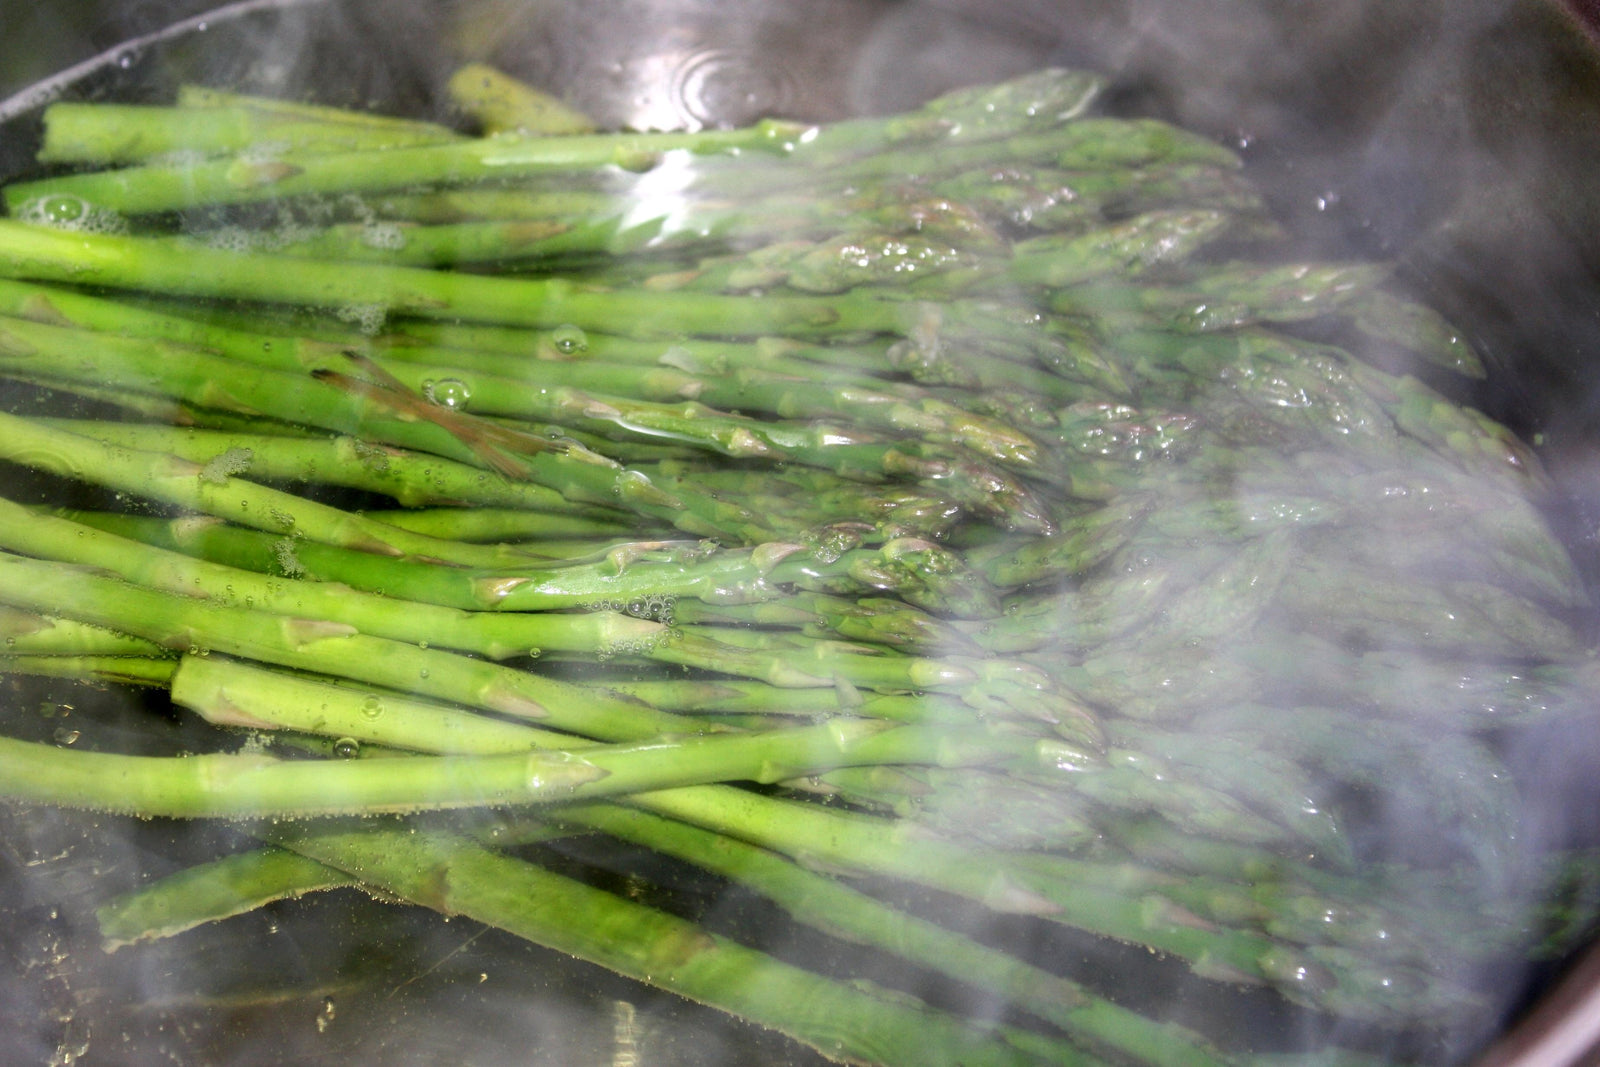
[0,64,1595,1065]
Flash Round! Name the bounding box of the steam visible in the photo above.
[2,2,1598,1065]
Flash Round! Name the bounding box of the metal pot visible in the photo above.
[1,2,1598,1063]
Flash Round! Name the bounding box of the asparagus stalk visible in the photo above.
[445,63,597,135]
[0,708,1027,819]
[356,506,631,542]
[170,654,1054,779]
[4,121,804,214]
[0,219,907,338]
[0,495,669,660]
[266,821,1084,1067]
[30,419,631,520]
[34,103,462,165]
[0,605,168,657]
[624,784,1355,1007]
[1329,287,1487,377]
[57,509,1001,618]
[0,409,544,569]
[552,803,1234,1067]
[1,497,1065,720]
[97,846,361,950]
[0,550,702,742]
[0,64,1584,1057]
[0,654,177,688]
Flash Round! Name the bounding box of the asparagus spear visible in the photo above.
[0,410,545,569]
[446,63,597,136]
[355,506,631,542]
[97,846,362,950]
[2,498,1071,722]
[0,654,177,688]
[58,508,1002,618]
[0,64,1587,1059]
[0,550,703,742]
[551,803,1234,1067]
[34,103,462,165]
[34,418,627,518]
[266,821,1085,1067]
[0,605,168,658]
[4,120,804,215]
[0,705,1041,819]
[0,219,906,338]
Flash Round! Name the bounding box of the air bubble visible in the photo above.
[16,193,129,235]
[33,194,85,224]
[332,738,360,759]
[360,696,384,720]
[423,378,471,409]
[551,324,589,355]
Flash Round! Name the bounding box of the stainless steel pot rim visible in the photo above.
[0,0,329,125]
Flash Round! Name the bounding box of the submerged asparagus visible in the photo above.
[0,64,1591,1067]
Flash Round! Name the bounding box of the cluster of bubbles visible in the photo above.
[595,630,676,662]
[358,222,407,251]
[197,447,254,486]
[279,192,407,252]
[334,302,387,335]
[272,537,306,578]
[351,438,393,473]
[237,732,272,756]
[421,377,472,409]
[588,593,678,624]
[15,194,128,235]
[189,197,317,253]
[198,221,318,254]
[627,593,678,624]
[196,225,263,253]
